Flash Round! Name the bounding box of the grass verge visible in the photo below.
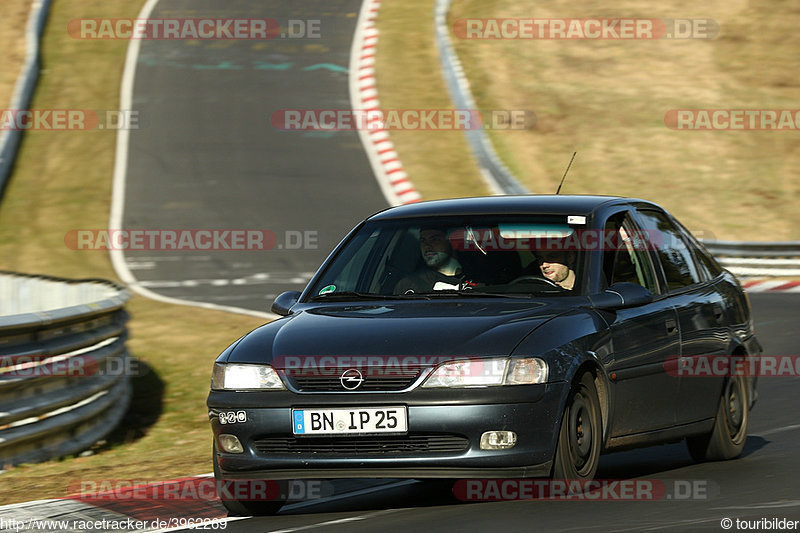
[0,0,264,504]
[0,0,30,109]
[445,0,800,240]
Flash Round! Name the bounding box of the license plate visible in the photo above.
[292,407,407,435]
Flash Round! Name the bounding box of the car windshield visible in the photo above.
[307,215,587,299]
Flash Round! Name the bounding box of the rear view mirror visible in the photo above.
[588,283,653,310]
[271,291,301,316]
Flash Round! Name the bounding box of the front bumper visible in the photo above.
[208,382,567,480]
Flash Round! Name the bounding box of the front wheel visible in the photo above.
[686,374,749,462]
[551,372,602,480]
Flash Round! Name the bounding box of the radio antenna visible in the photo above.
[555,152,577,194]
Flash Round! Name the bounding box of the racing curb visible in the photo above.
[350,0,422,206]
[742,280,800,293]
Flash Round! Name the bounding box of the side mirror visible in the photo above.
[271,291,301,316]
[588,282,653,310]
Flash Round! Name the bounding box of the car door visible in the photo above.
[601,211,682,437]
[633,209,729,426]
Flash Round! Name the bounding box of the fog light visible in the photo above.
[480,431,517,450]
[218,434,244,454]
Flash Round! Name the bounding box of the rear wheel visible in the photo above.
[213,446,284,516]
[551,372,602,480]
[687,374,749,461]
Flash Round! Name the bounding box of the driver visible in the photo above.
[393,227,476,294]
[535,250,576,290]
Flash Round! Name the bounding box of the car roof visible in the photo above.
[368,195,660,220]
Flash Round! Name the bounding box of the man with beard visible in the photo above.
[535,250,576,290]
[393,227,476,294]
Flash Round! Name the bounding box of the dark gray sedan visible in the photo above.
[207,195,760,515]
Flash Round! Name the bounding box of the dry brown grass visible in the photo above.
[447,0,800,240]
[0,0,30,109]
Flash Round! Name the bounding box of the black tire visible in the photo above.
[551,372,602,480]
[686,374,749,462]
[213,446,284,516]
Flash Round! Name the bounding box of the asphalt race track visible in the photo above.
[121,0,386,313]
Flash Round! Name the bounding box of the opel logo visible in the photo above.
[340,368,364,390]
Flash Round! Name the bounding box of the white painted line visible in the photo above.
[0,499,60,511]
[755,424,800,437]
[269,509,402,533]
[712,499,800,510]
[725,258,800,266]
[149,516,249,533]
[109,0,277,321]
[282,479,418,512]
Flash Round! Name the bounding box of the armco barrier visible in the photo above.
[701,241,800,277]
[0,0,53,200]
[0,271,131,467]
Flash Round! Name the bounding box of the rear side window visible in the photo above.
[602,212,659,294]
[668,218,724,280]
[635,210,702,291]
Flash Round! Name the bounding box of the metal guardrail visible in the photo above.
[0,271,132,468]
[701,241,800,277]
[0,0,52,200]
[434,0,527,196]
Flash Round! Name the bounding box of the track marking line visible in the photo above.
[109,0,276,320]
[268,509,403,533]
[282,480,418,512]
[754,423,800,437]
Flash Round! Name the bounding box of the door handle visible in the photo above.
[665,318,678,334]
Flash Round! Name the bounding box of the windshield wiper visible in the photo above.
[310,291,427,301]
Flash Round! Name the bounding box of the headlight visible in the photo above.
[421,357,548,388]
[211,363,285,390]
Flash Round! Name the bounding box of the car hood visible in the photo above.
[223,299,576,364]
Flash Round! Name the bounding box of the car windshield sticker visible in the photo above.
[318,284,336,295]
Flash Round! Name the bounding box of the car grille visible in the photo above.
[254,434,470,455]
[286,367,423,392]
